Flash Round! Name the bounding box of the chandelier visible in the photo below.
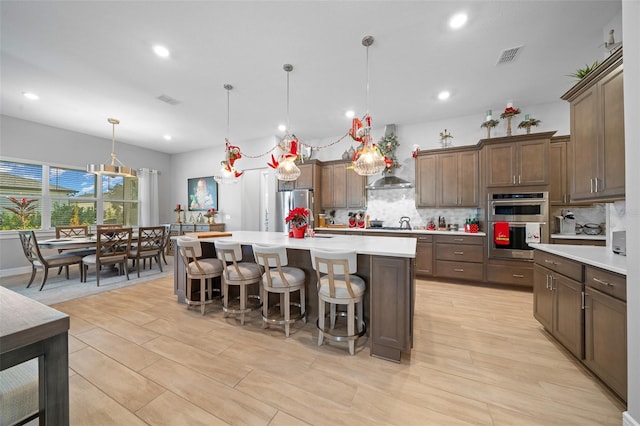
[214,84,242,185]
[271,64,301,181]
[351,36,386,176]
[86,118,137,177]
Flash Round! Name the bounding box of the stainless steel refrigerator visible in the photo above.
[275,189,314,232]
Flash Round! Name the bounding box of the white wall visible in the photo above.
[0,115,172,273]
[622,1,639,424]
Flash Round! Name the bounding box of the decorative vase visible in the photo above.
[506,117,513,136]
[526,125,531,134]
[486,127,492,139]
[291,225,307,238]
[176,211,182,224]
[208,216,215,225]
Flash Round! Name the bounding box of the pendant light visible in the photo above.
[351,36,386,176]
[214,84,242,185]
[274,64,301,181]
[87,118,137,177]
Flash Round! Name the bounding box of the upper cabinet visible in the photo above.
[415,147,479,208]
[549,135,570,205]
[320,160,366,209]
[481,132,554,188]
[562,48,624,202]
[277,160,320,191]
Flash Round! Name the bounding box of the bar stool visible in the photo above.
[310,249,366,355]
[176,236,223,315]
[252,244,306,336]
[215,240,262,325]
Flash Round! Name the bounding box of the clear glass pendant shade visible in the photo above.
[274,158,301,181]
[353,144,386,176]
[214,167,240,184]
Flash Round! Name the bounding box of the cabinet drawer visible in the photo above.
[585,266,626,301]
[415,235,433,243]
[486,264,533,287]
[435,234,484,245]
[436,260,484,281]
[436,243,483,263]
[534,250,583,282]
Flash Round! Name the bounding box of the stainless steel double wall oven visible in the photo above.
[488,191,549,260]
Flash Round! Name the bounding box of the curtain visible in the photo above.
[138,168,159,226]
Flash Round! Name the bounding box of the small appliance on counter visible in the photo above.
[612,231,626,256]
[556,209,576,235]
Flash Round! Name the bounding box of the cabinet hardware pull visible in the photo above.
[544,259,554,264]
[513,274,524,278]
[518,175,521,184]
[513,175,516,185]
[594,177,599,192]
[581,291,585,310]
[546,274,550,289]
[454,268,465,272]
[454,251,464,255]
[590,178,594,193]
[454,238,464,242]
[592,277,612,286]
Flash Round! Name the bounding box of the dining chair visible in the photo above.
[176,236,223,315]
[81,227,132,286]
[18,230,83,291]
[160,224,171,265]
[128,226,165,277]
[54,225,96,274]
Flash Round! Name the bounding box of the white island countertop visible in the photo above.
[199,230,417,258]
[533,243,626,276]
[316,227,486,237]
[550,233,606,241]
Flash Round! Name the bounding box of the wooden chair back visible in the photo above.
[135,226,165,254]
[96,228,132,262]
[55,225,88,239]
[18,230,44,265]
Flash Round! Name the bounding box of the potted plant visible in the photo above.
[285,207,309,238]
[204,208,216,224]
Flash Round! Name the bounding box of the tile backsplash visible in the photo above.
[324,188,479,229]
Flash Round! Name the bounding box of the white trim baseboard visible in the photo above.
[0,266,32,278]
[624,411,640,426]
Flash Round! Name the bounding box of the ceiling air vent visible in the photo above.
[156,94,181,106]
[496,46,523,65]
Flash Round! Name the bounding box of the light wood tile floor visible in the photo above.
[50,275,625,425]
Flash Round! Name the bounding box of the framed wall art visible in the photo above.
[187,176,218,211]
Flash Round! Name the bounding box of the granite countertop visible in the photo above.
[533,243,626,276]
[550,233,606,241]
[199,230,417,258]
[316,227,486,237]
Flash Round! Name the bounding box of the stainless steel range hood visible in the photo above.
[366,124,413,190]
[366,175,413,190]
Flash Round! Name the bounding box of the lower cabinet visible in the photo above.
[533,261,584,359]
[584,266,627,401]
[415,235,433,276]
[486,259,533,287]
[533,250,627,402]
[434,235,485,281]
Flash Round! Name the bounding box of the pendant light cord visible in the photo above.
[365,43,370,115]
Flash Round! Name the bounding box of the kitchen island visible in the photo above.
[173,231,416,362]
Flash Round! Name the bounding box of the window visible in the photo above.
[49,166,97,227]
[0,159,138,231]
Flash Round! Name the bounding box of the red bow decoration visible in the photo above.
[220,139,243,177]
[268,136,299,169]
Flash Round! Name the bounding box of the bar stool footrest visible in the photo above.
[262,302,306,325]
[317,311,367,342]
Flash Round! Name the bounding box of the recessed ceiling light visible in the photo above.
[449,13,468,29]
[345,110,355,119]
[438,91,450,101]
[153,45,170,58]
[163,134,172,141]
[278,124,287,132]
[23,92,39,100]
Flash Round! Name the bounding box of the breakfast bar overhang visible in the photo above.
[173,231,417,362]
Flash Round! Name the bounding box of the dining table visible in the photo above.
[38,234,140,251]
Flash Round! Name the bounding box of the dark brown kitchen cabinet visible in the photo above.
[482,132,553,188]
[562,48,624,202]
[486,258,533,287]
[414,235,433,276]
[584,265,627,401]
[320,160,365,209]
[415,154,437,207]
[434,235,485,282]
[533,251,584,359]
[437,149,479,207]
[416,147,478,208]
[549,135,570,205]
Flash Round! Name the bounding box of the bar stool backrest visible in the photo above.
[252,244,289,268]
[310,249,357,275]
[176,236,202,258]
[215,240,243,263]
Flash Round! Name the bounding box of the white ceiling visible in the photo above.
[0,1,621,155]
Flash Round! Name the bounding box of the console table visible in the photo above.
[166,223,226,255]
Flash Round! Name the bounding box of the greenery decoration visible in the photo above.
[500,106,520,119]
[377,133,401,175]
[481,119,500,129]
[568,61,600,80]
[3,197,38,229]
